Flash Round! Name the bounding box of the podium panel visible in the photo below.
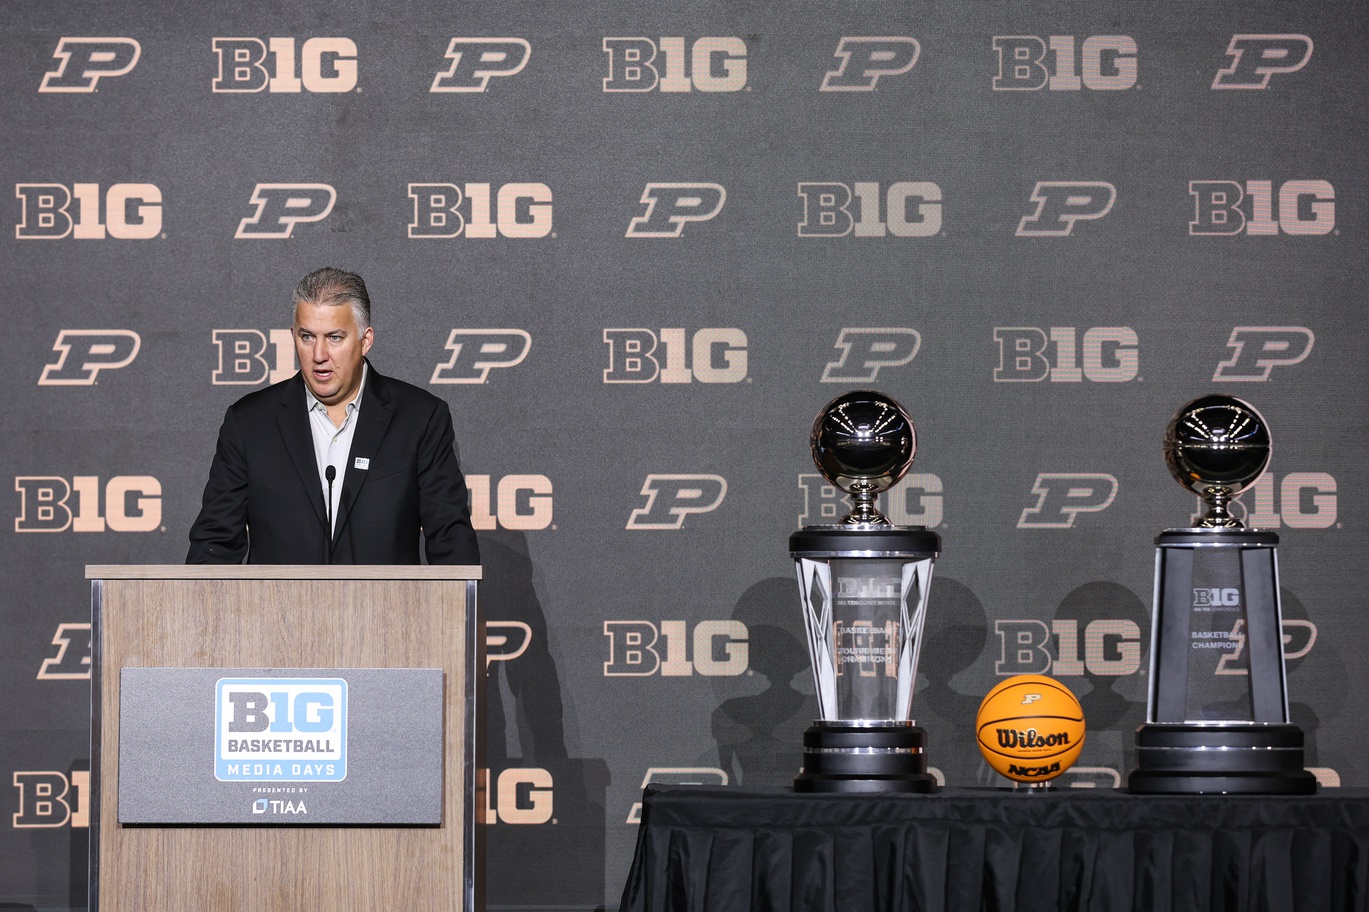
[88,565,480,912]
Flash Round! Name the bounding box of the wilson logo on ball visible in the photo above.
[994,728,1072,749]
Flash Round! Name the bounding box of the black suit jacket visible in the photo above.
[186,364,479,565]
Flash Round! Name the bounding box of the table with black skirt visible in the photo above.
[618,785,1369,912]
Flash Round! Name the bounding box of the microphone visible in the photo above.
[324,465,336,565]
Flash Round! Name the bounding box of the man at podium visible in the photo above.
[186,267,480,565]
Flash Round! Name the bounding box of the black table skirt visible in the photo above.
[619,786,1369,912]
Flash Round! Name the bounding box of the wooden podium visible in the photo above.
[87,565,481,912]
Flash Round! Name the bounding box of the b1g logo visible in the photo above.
[216,678,347,781]
[602,37,747,93]
[626,183,726,238]
[994,327,1138,383]
[16,183,162,239]
[15,476,162,532]
[820,37,919,91]
[993,36,1138,91]
[40,37,141,92]
[798,473,944,529]
[1189,180,1334,236]
[603,621,749,676]
[626,475,727,529]
[38,623,93,680]
[1018,473,1117,529]
[797,182,942,238]
[408,183,553,239]
[39,330,140,385]
[822,328,920,382]
[478,768,553,824]
[13,771,89,828]
[995,619,1143,677]
[1194,588,1240,610]
[235,184,336,238]
[212,38,358,93]
[431,329,531,384]
[1213,326,1314,382]
[466,474,553,531]
[603,328,747,383]
[1202,472,1337,530]
[1017,182,1115,236]
[212,329,294,385]
[1212,35,1313,90]
[431,38,530,92]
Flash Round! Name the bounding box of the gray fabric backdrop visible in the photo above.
[3,1,1365,908]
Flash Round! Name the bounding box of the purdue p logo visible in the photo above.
[431,39,530,91]
[40,330,140,385]
[40,38,141,92]
[820,37,920,91]
[1212,327,1314,382]
[1212,35,1313,90]
[235,184,336,238]
[1017,473,1118,528]
[626,184,726,237]
[626,475,727,529]
[1017,182,1116,236]
[431,330,531,384]
[821,328,920,382]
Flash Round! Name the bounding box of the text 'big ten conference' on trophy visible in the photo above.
[1129,394,1317,795]
[790,391,941,793]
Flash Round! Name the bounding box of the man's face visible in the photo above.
[293,300,373,406]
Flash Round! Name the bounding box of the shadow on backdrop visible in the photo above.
[479,530,608,911]
[712,578,816,787]
[1279,588,1339,771]
[917,577,991,786]
[1054,580,1149,785]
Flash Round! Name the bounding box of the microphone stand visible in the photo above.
[324,464,336,565]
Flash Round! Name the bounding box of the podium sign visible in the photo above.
[119,667,444,825]
[89,565,479,912]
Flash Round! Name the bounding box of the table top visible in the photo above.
[639,784,1369,830]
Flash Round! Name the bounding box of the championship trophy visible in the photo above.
[1128,394,1317,794]
[790,391,941,793]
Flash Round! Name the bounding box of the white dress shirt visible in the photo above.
[305,364,366,535]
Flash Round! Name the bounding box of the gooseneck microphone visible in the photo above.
[324,465,336,565]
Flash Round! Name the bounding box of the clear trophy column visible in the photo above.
[1128,395,1316,795]
[790,391,941,793]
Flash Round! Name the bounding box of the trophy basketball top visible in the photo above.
[1163,394,1271,529]
[810,390,916,527]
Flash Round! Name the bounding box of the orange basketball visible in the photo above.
[974,674,1085,783]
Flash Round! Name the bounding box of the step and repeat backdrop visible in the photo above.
[3,1,1366,909]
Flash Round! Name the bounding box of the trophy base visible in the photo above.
[793,722,938,794]
[1128,723,1318,795]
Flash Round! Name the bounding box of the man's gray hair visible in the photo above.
[292,267,372,330]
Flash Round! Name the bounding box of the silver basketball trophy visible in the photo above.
[1129,394,1316,794]
[790,391,941,792]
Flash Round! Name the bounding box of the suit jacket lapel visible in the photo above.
[276,375,329,528]
[334,364,394,541]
